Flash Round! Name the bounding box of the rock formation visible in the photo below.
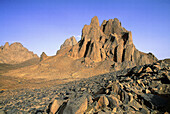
[60,36,77,49]
[40,52,48,61]
[0,42,39,64]
[58,16,157,67]
[56,36,78,56]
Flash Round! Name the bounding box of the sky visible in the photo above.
[0,0,170,60]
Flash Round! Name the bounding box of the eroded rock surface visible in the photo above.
[60,36,77,49]
[40,52,48,61]
[56,36,78,56]
[57,16,158,67]
[0,42,39,64]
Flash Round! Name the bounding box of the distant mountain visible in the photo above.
[0,42,39,64]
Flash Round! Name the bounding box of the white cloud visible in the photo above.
[72,35,81,41]
[76,35,81,38]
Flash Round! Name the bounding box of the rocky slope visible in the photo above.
[47,61,170,114]
[0,61,169,113]
[0,58,40,74]
[0,42,39,64]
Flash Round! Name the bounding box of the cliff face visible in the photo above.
[59,16,157,66]
[0,42,39,64]
[60,36,77,49]
[56,36,78,56]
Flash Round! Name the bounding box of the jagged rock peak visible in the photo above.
[0,42,39,64]
[90,16,100,27]
[4,42,9,49]
[40,52,48,61]
[60,36,77,49]
[65,16,157,66]
[101,18,127,36]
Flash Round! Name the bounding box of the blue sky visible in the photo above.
[0,0,170,59]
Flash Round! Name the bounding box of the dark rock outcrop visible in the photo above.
[0,42,39,64]
[40,52,48,61]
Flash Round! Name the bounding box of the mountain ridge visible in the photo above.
[0,42,39,64]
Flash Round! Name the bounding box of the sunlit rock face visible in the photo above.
[60,36,77,50]
[40,52,48,62]
[62,16,157,66]
[0,42,39,64]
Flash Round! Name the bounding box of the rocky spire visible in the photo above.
[59,16,157,66]
[40,52,48,61]
[90,16,100,27]
[101,18,127,36]
[3,42,10,50]
[60,36,77,49]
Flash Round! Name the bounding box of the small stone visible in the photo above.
[105,89,110,94]
[112,107,117,112]
[145,89,151,94]
[152,88,158,91]
[109,81,112,84]
[80,88,86,91]
[108,95,119,108]
[137,80,141,84]
[97,95,109,108]
[153,65,161,70]
[128,93,133,102]
[50,99,63,114]
[87,95,93,105]
[139,108,150,114]
[144,67,152,73]
[130,106,139,111]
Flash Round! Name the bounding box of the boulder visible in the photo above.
[63,95,88,114]
[97,95,109,109]
[50,99,63,114]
